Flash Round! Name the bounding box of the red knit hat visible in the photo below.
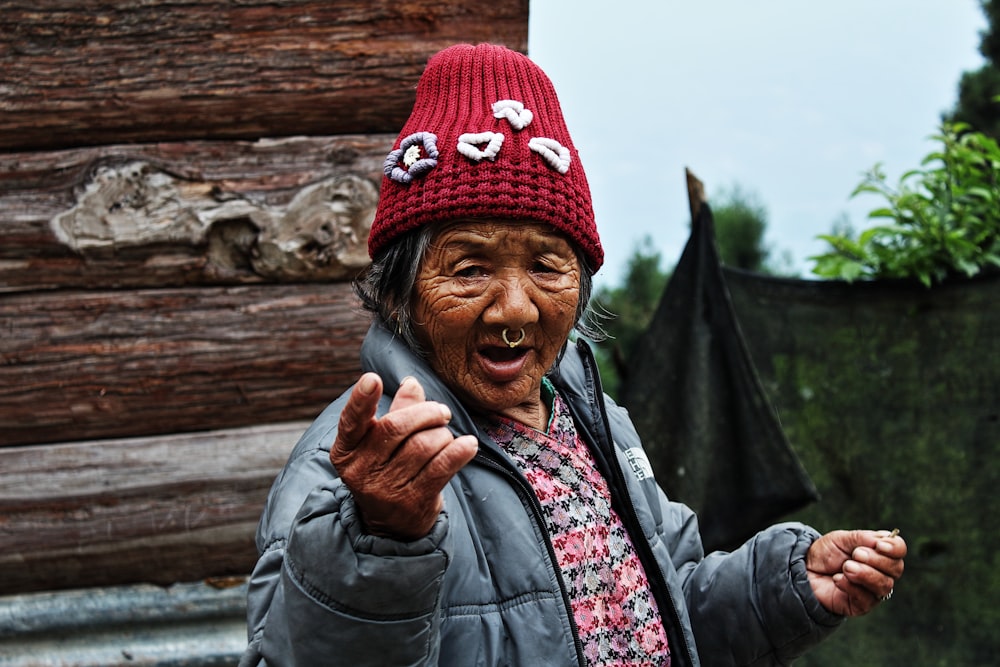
[368,43,603,271]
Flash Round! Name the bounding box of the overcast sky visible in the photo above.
[528,1,988,286]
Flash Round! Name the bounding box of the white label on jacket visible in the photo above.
[624,447,654,481]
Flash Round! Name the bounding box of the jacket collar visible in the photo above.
[359,322,481,439]
[359,322,597,446]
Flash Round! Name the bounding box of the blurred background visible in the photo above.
[529,0,988,286]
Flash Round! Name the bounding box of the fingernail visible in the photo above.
[876,540,894,554]
[440,404,452,422]
[359,374,378,395]
[844,561,861,575]
[400,376,415,389]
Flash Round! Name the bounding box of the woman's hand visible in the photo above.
[330,373,479,541]
[806,529,906,616]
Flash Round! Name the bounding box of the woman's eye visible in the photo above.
[455,265,486,278]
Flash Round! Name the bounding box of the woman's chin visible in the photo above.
[461,352,545,413]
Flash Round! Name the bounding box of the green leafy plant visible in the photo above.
[811,122,1000,286]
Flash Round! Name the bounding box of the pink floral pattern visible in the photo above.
[480,391,671,666]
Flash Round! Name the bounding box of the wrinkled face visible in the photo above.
[413,220,581,427]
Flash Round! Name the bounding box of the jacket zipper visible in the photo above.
[473,449,588,667]
[573,340,699,667]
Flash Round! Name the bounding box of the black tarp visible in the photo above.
[725,261,999,667]
[621,203,819,552]
[623,202,999,664]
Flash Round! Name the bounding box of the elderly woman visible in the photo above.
[241,44,905,666]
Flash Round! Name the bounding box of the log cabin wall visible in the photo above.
[0,0,529,595]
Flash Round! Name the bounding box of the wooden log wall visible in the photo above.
[0,0,529,594]
[0,422,309,593]
[2,281,369,446]
[0,0,530,152]
[0,137,387,291]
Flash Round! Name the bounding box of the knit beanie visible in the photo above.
[368,43,603,271]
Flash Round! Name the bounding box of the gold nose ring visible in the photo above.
[501,328,525,348]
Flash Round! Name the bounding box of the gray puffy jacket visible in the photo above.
[241,324,842,666]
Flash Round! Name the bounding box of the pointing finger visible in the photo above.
[334,373,383,452]
[389,376,427,412]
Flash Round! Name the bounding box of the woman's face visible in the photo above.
[412,220,581,427]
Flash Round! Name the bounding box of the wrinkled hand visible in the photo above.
[807,529,906,616]
[330,373,479,541]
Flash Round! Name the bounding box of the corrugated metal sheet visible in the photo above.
[0,580,247,666]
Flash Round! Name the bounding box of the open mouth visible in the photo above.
[481,345,528,364]
[477,343,531,383]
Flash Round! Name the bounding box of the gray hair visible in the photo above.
[353,223,602,357]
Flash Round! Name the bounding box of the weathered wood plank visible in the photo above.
[0,0,529,152]
[0,282,368,447]
[0,135,389,292]
[0,421,309,594]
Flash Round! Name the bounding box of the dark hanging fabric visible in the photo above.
[619,203,818,552]
[620,199,999,662]
[719,255,999,667]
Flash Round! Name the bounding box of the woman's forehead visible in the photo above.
[430,220,573,249]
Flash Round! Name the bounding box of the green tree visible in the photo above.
[947,0,1000,138]
[590,236,670,398]
[711,185,772,272]
[710,184,798,276]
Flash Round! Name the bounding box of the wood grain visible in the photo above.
[0,421,309,594]
[0,0,530,151]
[0,135,390,291]
[0,282,368,446]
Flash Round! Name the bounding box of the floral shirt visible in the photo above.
[478,382,671,666]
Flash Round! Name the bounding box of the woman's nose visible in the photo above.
[484,274,539,326]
